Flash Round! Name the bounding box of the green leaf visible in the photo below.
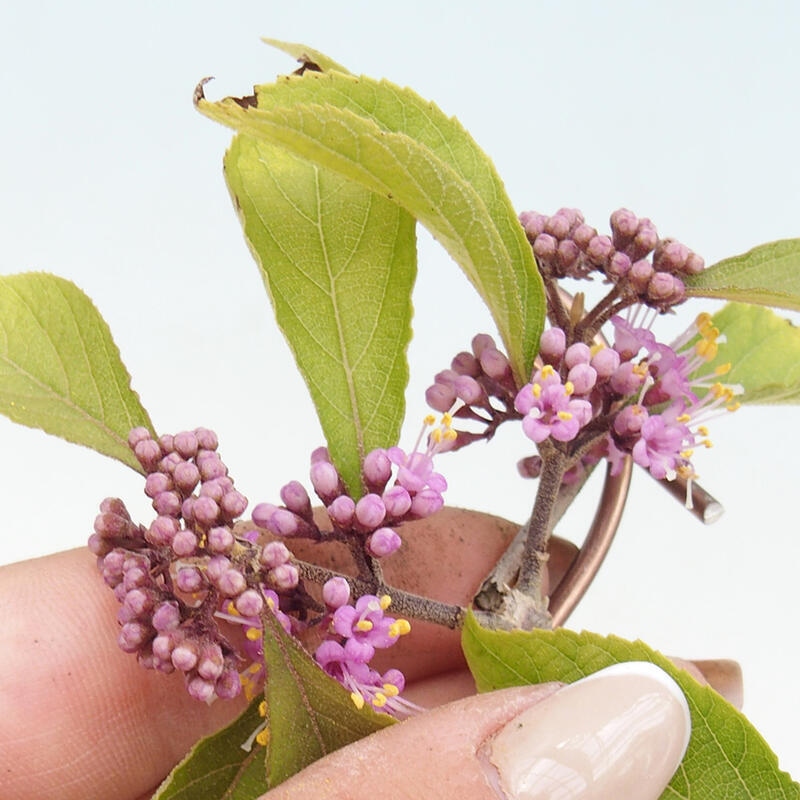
[685,239,800,311]
[260,37,352,74]
[0,272,153,470]
[260,607,395,789]
[198,53,545,383]
[708,303,800,404]
[462,613,799,799]
[152,697,268,799]
[224,134,416,495]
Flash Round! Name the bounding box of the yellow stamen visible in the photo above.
[373,693,387,708]
[389,618,411,637]
[714,363,731,376]
[355,619,374,632]
[564,380,574,396]
[441,412,453,426]
[443,428,458,441]
[532,382,542,399]
[379,594,392,610]
[423,413,436,426]
[258,700,267,717]
[697,425,709,436]
[382,683,400,697]
[556,410,573,422]
[541,364,556,379]
[350,692,365,710]
[246,627,262,641]
[256,728,270,747]
[727,401,741,412]
[676,413,691,423]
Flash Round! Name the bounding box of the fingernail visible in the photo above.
[485,662,691,800]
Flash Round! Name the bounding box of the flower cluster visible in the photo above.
[250,416,452,558]
[520,207,704,312]
[89,425,447,714]
[314,578,417,715]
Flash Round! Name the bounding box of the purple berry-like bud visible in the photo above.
[252,502,278,529]
[614,404,648,437]
[564,342,591,369]
[322,577,350,610]
[88,533,110,557]
[181,497,195,524]
[451,351,480,376]
[606,251,632,279]
[630,219,658,260]
[367,527,402,558]
[172,641,199,671]
[572,223,597,250]
[128,427,152,449]
[517,455,543,479]
[539,327,566,363]
[158,451,182,475]
[215,668,243,700]
[610,208,639,248]
[172,529,198,558]
[193,496,220,528]
[173,461,201,495]
[382,485,412,518]
[454,375,484,404]
[480,347,511,380]
[362,450,392,490]
[410,489,444,518]
[176,565,204,593]
[152,633,175,661]
[199,476,229,502]
[119,622,150,653]
[268,508,300,537]
[310,461,341,502]
[194,427,219,451]
[205,555,231,583]
[471,333,496,357]
[519,210,547,239]
[327,495,355,527]
[153,601,181,632]
[153,491,182,518]
[590,347,621,380]
[123,564,150,592]
[187,674,216,702]
[280,480,312,517]
[217,568,247,598]
[207,526,234,554]
[100,549,126,586]
[144,472,173,498]
[433,368,458,388]
[628,259,654,294]
[220,490,247,521]
[197,643,224,681]
[270,563,299,590]
[586,235,614,266]
[198,454,227,482]
[610,362,646,396]
[426,382,457,412]
[158,433,175,453]
[355,494,386,529]
[134,439,162,472]
[235,589,264,617]
[310,446,330,463]
[260,540,291,569]
[647,271,677,301]
[557,239,580,271]
[567,363,598,395]
[544,213,571,239]
[93,511,130,539]
[173,431,199,459]
[123,588,153,618]
[533,233,558,262]
[683,252,704,275]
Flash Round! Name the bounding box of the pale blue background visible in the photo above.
[1,0,798,779]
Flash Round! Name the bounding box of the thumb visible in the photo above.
[262,662,691,800]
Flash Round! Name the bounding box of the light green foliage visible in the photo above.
[259,608,395,788]
[710,303,800,404]
[225,135,416,496]
[462,614,800,799]
[686,239,800,311]
[0,273,153,470]
[152,697,268,799]
[198,43,545,386]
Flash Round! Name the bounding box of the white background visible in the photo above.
[1,0,798,780]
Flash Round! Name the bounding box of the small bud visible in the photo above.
[280,480,312,517]
[564,342,592,369]
[425,382,457,412]
[327,495,355,527]
[309,461,341,502]
[355,494,387,529]
[260,540,291,569]
[367,528,402,558]
[362,450,392,490]
[173,431,199,459]
[382,485,412,518]
[322,577,350,610]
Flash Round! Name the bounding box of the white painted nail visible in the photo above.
[486,662,691,800]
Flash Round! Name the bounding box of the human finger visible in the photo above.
[0,548,247,800]
[261,662,691,800]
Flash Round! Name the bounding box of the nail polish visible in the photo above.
[486,662,691,800]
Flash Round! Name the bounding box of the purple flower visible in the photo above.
[515,365,593,443]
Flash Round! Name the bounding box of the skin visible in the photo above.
[0,509,741,800]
